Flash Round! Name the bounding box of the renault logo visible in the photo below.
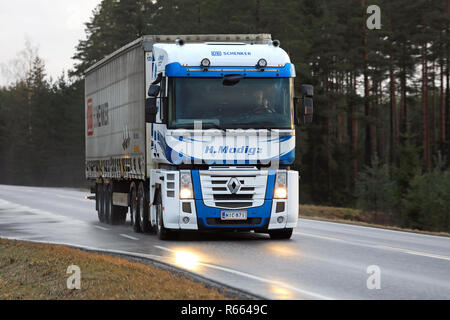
[227,178,241,194]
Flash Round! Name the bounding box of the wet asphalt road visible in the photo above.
[0,184,449,300]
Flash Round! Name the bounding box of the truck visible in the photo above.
[85,34,314,240]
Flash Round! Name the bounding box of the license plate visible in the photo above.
[221,211,248,221]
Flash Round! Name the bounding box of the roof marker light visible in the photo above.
[201,58,211,71]
[201,58,211,67]
[175,39,185,46]
[257,59,268,70]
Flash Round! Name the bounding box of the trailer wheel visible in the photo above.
[107,181,127,225]
[138,182,151,233]
[130,183,141,233]
[97,182,105,223]
[269,228,293,240]
[112,208,127,225]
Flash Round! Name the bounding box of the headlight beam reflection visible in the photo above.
[174,251,200,270]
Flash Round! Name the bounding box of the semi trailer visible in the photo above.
[85,34,313,240]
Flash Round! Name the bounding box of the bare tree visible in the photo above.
[0,38,40,86]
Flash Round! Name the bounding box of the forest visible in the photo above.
[0,0,449,232]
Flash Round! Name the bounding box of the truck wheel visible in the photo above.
[155,191,175,240]
[104,183,111,224]
[138,182,151,233]
[155,203,170,240]
[130,183,141,233]
[97,182,105,223]
[269,228,293,240]
[113,208,127,225]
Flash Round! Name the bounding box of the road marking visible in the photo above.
[55,194,88,202]
[294,231,342,242]
[301,218,450,240]
[0,198,89,225]
[201,262,334,300]
[94,226,109,231]
[377,245,450,261]
[155,245,174,252]
[119,234,140,241]
[154,245,334,300]
[296,230,450,262]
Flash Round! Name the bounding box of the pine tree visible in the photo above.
[72,0,156,76]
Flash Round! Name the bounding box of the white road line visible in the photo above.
[55,194,89,202]
[377,245,450,261]
[0,198,89,225]
[119,234,140,241]
[94,226,109,231]
[294,231,343,242]
[154,245,174,252]
[154,245,334,300]
[300,218,450,240]
[201,262,334,300]
[295,230,450,262]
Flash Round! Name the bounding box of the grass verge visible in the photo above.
[299,205,450,238]
[0,238,231,300]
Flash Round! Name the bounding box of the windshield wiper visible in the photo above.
[238,121,285,130]
[202,123,227,132]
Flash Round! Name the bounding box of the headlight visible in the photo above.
[180,171,194,199]
[180,187,193,199]
[274,186,287,199]
[274,172,288,199]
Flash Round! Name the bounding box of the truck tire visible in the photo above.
[137,182,152,233]
[130,182,141,233]
[269,228,293,240]
[97,182,105,223]
[155,193,175,240]
[112,208,127,225]
[104,183,111,224]
[106,181,127,225]
[155,203,169,240]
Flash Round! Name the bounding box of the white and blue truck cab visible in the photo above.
[85,34,313,240]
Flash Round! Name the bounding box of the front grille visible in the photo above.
[200,170,268,209]
[206,218,262,226]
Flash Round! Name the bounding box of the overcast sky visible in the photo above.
[0,0,101,86]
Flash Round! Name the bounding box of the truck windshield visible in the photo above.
[168,77,294,130]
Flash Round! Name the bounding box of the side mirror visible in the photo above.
[148,85,161,97]
[294,97,301,126]
[302,84,314,98]
[145,98,157,123]
[294,85,314,125]
[302,85,314,124]
[161,97,169,124]
[152,72,163,85]
[303,96,313,124]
